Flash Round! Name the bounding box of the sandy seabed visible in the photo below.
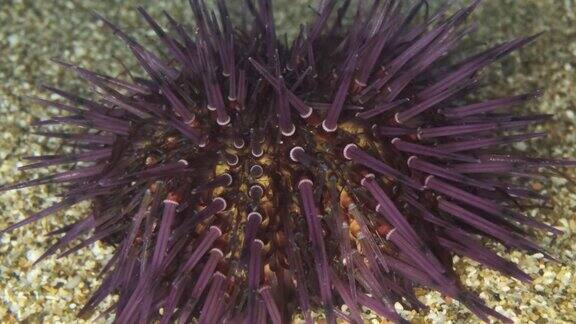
[0,1,574,323]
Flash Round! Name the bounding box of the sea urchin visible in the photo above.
[2,0,575,323]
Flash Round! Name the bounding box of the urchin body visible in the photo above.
[2,0,574,323]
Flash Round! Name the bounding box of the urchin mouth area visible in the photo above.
[166,109,408,278]
[119,101,390,291]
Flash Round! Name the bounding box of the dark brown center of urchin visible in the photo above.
[135,81,377,252]
[115,60,413,320]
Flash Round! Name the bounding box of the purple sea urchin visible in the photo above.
[2,0,574,323]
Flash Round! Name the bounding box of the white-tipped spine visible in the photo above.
[321,120,337,132]
[343,143,358,160]
[281,124,296,137]
[298,178,313,189]
[289,146,305,162]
